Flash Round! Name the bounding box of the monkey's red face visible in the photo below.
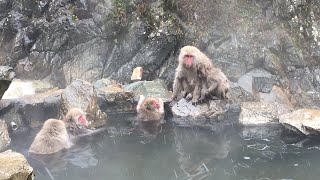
[77,114,88,127]
[145,100,160,110]
[152,101,160,109]
[184,54,193,68]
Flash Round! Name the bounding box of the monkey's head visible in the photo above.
[144,99,160,111]
[179,46,201,69]
[64,108,89,133]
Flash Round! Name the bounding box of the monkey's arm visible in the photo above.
[136,95,145,112]
[172,67,185,100]
[191,78,202,105]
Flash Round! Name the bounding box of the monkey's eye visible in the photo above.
[185,55,193,58]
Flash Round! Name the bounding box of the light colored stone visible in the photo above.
[0,150,34,180]
[279,109,320,135]
[239,102,290,125]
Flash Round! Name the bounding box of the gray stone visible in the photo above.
[279,109,320,136]
[124,79,172,102]
[0,150,34,180]
[171,98,239,130]
[239,102,290,125]
[61,79,107,129]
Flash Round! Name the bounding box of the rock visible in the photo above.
[0,89,62,130]
[124,79,172,102]
[97,88,135,114]
[171,98,239,130]
[239,101,290,125]
[93,78,113,89]
[0,66,15,100]
[241,124,284,139]
[2,79,56,99]
[0,120,10,151]
[61,79,107,129]
[279,109,320,136]
[0,150,34,180]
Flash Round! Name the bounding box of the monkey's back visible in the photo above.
[29,119,72,154]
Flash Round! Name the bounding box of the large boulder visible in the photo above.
[239,102,291,125]
[0,66,15,99]
[0,89,62,130]
[123,79,172,102]
[279,109,320,136]
[0,150,34,180]
[171,98,240,131]
[55,79,108,129]
[2,79,55,99]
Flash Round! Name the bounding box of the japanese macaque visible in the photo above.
[29,108,88,155]
[197,64,230,102]
[136,95,164,121]
[172,45,213,104]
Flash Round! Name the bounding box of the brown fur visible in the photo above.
[29,119,71,154]
[198,65,230,101]
[136,95,164,121]
[172,45,213,104]
[29,108,88,155]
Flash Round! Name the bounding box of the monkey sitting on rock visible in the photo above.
[172,45,213,104]
[172,45,229,104]
[196,63,230,103]
[29,108,89,155]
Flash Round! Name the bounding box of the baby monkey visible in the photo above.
[29,108,89,155]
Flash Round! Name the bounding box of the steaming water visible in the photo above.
[8,113,320,180]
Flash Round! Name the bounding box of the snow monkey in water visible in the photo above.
[29,108,89,155]
[136,95,164,121]
[172,45,213,104]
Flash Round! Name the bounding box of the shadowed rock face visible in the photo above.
[0,66,15,99]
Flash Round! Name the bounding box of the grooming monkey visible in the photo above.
[29,108,89,155]
[196,64,230,103]
[172,45,213,104]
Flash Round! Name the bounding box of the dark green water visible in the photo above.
[9,113,320,180]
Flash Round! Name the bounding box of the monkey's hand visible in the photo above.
[191,98,200,106]
[181,91,188,98]
[185,93,193,101]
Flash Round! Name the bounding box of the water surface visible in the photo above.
[9,113,320,180]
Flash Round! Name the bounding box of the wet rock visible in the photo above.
[0,120,10,151]
[279,109,320,136]
[239,102,290,125]
[0,66,15,100]
[124,79,172,101]
[0,89,62,130]
[171,99,239,130]
[97,88,135,114]
[61,79,107,129]
[0,150,34,180]
[241,124,284,139]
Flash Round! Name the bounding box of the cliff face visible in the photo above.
[0,0,319,107]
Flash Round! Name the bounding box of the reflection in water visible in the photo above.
[8,113,320,180]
